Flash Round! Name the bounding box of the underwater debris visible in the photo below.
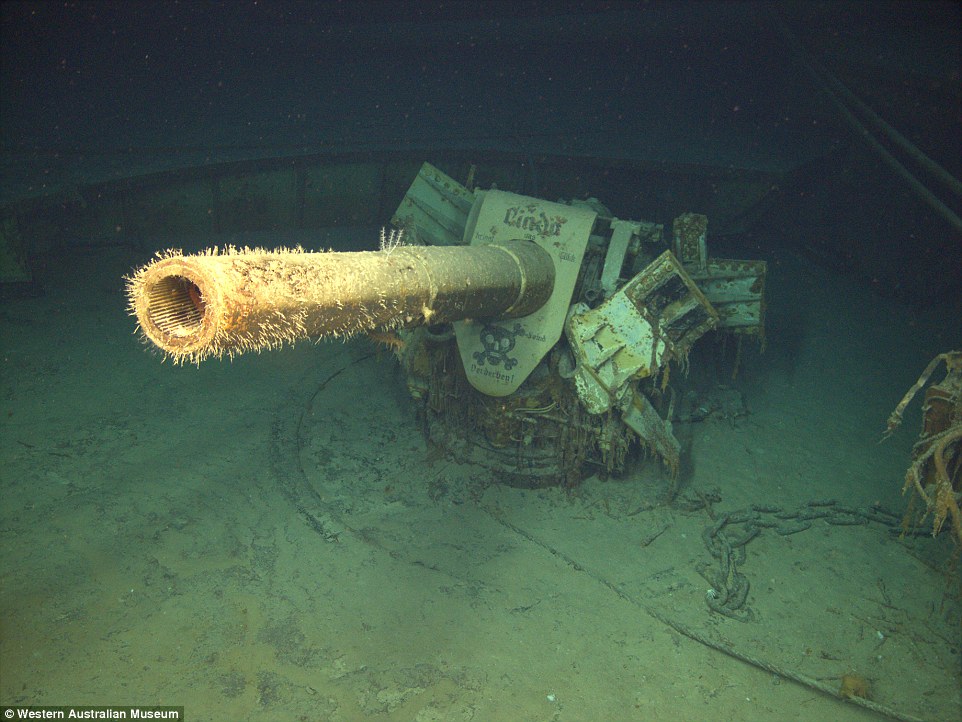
[884,351,962,548]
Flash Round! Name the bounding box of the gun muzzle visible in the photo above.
[126,241,555,363]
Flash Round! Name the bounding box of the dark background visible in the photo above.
[2,0,960,301]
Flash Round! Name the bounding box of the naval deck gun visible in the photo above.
[127,162,766,486]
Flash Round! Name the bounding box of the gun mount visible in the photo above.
[127,162,767,487]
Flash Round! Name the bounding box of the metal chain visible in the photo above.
[696,499,903,621]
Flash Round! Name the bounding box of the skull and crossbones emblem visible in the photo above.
[473,323,523,370]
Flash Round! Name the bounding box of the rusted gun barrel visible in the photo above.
[126,241,555,363]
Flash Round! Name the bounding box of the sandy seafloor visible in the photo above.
[0,226,959,722]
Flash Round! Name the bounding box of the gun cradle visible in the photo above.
[390,164,765,487]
